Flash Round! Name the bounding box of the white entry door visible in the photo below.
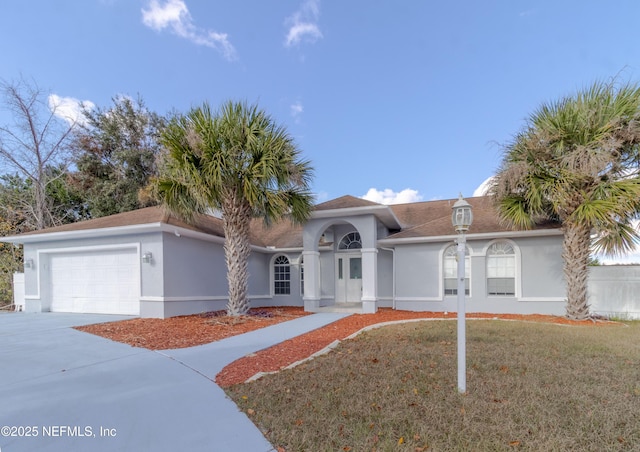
[49,248,140,315]
[336,253,362,303]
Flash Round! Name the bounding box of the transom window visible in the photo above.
[444,245,470,295]
[338,232,362,250]
[273,255,291,295]
[487,242,515,296]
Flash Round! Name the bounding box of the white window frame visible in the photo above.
[485,240,518,297]
[443,243,471,296]
[272,254,291,295]
[338,232,362,250]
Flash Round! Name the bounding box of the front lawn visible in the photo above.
[227,320,640,451]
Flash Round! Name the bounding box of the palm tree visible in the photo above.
[491,80,640,319]
[157,101,314,316]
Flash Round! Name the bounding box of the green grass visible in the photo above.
[226,320,640,451]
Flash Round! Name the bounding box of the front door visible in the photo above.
[336,254,362,303]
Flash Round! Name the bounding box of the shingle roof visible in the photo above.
[314,195,382,210]
[248,217,303,248]
[387,196,559,239]
[388,196,503,238]
[8,196,560,247]
[18,206,226,238]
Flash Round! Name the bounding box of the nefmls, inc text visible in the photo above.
[1,425,117,438]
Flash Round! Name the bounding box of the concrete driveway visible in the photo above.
[0,311,348,452]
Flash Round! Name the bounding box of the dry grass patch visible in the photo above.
[227,320,640,451]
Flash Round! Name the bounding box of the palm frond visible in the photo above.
[592,221,640,257]
[496,196,536,230]
[156,99,314,225]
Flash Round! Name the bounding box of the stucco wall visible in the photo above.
[162,232,227,298]
[149,237,306,316]
[393,235,567,316]
[247,251,271,302]
[377,248,394,306]
[517,236,565,298]
[395,242,442,300]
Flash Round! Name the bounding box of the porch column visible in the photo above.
[302,250,321,312]
[361,248,378,314]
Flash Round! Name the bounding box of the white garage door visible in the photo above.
[50,248,140,315]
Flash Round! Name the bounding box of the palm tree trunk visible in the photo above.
[222,196,252,316]
[562,221,592,319]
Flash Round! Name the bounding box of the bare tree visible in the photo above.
[0,77,78,230]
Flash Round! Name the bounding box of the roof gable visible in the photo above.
[314,195,381,211]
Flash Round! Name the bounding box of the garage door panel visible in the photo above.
[50,248,140,315]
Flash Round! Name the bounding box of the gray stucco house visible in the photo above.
[2,195,567,318]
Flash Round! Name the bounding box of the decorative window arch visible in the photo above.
[486,241,516,296]
[273,255,291,295]
[443,244,470,295]
[338,232,362,250]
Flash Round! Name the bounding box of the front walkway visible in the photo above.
[315,302,365,313]
[0,311,349,452]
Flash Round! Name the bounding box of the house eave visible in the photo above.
[253,244,334,253]
[378,228,563,246]
[0,222,227,245]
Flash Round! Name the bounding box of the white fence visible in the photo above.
[589,266,640,320]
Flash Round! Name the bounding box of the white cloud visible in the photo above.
[473,176,495,197]
[141,0,237,60]
[361,188,423,205]
[519,9,536,17]
[285,0,323,47]
[290,101,304,122]
[48,94,95,126]
[314,191,329,203]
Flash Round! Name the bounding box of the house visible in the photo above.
[1,195,567,318]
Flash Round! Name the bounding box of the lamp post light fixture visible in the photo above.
[452,194,473,393]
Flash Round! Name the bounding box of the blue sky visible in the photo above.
[2,0,640,207]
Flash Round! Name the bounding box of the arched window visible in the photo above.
[338,232,362,250]
[273,255,291,295]
[443,245,470,295]
[487,242,515,296]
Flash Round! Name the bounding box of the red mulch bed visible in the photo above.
[76,307,621,388]
[75,307,311,350]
